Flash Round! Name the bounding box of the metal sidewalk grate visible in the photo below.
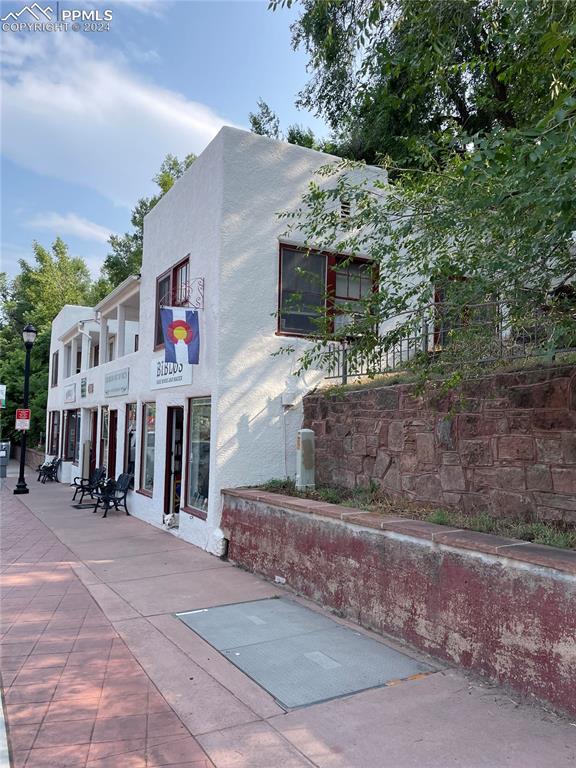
[177,597,434,709]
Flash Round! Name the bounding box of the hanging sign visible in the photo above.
[150,360,192,390]
[15,408,31,431]
[0,384,6,409]
[160,307,200,364]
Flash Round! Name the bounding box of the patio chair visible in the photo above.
[72,466,106,505]
[37,457,57,482]
[92,473,133,518]
[38,458,61,484]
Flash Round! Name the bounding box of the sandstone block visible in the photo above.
[497,435,534,461]
[489,488,533,520]
[526,465,552,491]
[460,438,494,467]
[552,467,576,494]
[439,465,467,491]
[388,421,404,451]
[416,433,435,464]
[535,437,563,463]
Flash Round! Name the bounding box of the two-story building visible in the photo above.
[46,127,384,554]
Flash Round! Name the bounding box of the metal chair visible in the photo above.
[92,473,133,518]
[37,457,57,482]
[38,458,61,484]
[72,466,106,504]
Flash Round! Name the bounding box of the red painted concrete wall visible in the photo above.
[221,490,576,716]
[303,364,576,523]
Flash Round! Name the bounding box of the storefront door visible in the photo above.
[89,410,98,475]
[164,407,183,526]
[108,410,118,479]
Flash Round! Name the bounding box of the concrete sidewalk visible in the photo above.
[1,476,575,768]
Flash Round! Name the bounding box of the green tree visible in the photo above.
[0,239,97,445]
[249,98,281,138]
[102,153,196,287]
[281,99,576,381]
[273,0,576,166]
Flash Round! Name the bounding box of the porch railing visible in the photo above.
[324,300,576,384]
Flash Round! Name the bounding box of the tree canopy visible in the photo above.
[273,0,576,167]
[273,0,576,382]
[0,239,104,444]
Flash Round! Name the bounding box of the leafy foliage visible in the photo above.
[271,0,576,381]
[249,98,281,139]
[0,239,104,445]
[280,96,576,378]
[272,0,576,167]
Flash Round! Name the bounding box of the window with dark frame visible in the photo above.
[185,397,211,517]
[124,403,137,488]
[75,345,82,375]
[140,403,156,493]
[154,257,190,348]
[278,244,375,336]
[51,351,59,387]
[49,411,60,455]
[64,410,80,463]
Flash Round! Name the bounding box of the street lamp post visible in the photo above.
[14,324,37,495]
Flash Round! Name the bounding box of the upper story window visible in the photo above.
[51,351,59,388]
[278,244,375,336]
[75,345,82,375]
[333,261,374,331]
[64,343,72,378]
[155,257,190,349]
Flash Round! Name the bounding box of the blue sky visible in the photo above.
[1,0,326,279]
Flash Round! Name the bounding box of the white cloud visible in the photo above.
[28,212,115,243]
[0,33,236,207]
[115,0,170,17]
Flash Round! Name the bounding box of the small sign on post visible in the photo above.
[0,384,6,409]
[15,408,31,431]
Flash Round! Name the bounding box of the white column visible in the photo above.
[117,305,126,358]
[81,332,90,372]
[99,315,108,364]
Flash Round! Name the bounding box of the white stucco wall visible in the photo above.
[46,127,386,554]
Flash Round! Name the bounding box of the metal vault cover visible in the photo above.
[176,597,433,709]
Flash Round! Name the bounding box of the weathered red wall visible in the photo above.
[221,490,576,716]
[303,364,576,523]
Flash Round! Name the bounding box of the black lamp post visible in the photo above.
[14,324,37,495]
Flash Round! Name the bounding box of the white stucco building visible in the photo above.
[45,127,383,553]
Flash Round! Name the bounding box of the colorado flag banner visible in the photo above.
[160,307,200,364]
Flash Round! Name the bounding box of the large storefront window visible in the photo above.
[64,410,80,463]
[125,403,137,487]
[140,403,156,493]
[186,398,210,514]
[100,406,109,468]
[49,411,60,455]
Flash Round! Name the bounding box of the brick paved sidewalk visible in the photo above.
[0,491,214,768]
[2,477,575,768]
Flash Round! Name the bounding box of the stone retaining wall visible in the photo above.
[303,364,576,523]
[221,489,576,716]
